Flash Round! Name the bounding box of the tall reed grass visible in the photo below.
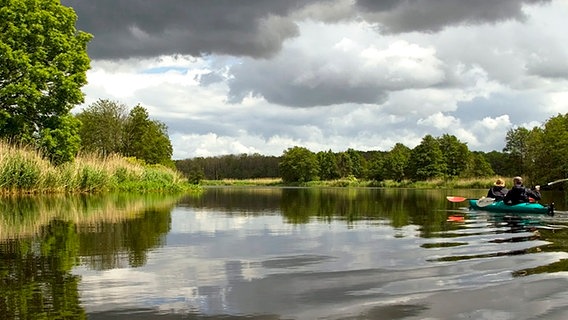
[0,141,193,194]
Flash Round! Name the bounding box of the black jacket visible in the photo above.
[503,185,541,205]
[487,186,508,201]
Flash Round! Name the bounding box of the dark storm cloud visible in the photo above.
[61,0,314,59]
[227,59,389,107]
[62,0,552,60]
[355,0,552,33]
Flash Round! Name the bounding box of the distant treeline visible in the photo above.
[176,142,498,183]
[176,154,281,183]
[175,113,568,185]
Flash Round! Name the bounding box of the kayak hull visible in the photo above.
[468,199,554,215]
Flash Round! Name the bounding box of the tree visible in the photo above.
[123,105,173,165]
[462,151,494,178]
[407,135,445,181]
[0,0,91,161]
[484,150,511,177]
[367,153,385,181]
[503,127,531,176]
[76,99,128,155]
[38,114,82,165]
[437,134,470,177]
[382,143,411,181]
[532,114,568,183]
[317,150,340,180]
[346,148,366,178]
[336,152,353,178]
[77,101,173,165]
[279,146,319,183]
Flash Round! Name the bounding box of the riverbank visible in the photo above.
[201,177,501,189]
[0,142,197,194]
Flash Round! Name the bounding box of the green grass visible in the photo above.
[201,178,283,186]
[202,176,506,189]
[0,141,197,195]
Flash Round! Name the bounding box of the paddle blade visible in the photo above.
[547,178,568,186]
[476,197,495,207]
[446,196,467,202]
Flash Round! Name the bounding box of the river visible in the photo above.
[1,187,568,319]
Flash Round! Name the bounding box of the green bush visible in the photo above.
[0,154,41,191]
[78,166,110,192]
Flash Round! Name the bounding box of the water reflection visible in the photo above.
[2,188,568,319]
[0,193,181,319]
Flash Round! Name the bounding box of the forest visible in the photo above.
[175,113,568,185]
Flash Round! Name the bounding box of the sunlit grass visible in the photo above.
[0,141,195,194]
[202,176,507,189]
[202,178,283,186]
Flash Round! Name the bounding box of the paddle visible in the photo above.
[547,178,568,186]
[446,196,495,207]
[446,196,473,202]
[476,197,495,207]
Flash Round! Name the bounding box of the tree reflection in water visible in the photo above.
[0,193,180,318]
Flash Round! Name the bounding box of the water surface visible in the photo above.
[2,188,568,319]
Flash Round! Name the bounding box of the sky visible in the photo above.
[60,0,568,160]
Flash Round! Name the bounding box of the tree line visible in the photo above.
[76,99,173,166]
[175,113,568,184]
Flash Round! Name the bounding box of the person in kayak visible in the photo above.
[487,178,508,201]
[503,176,541,205]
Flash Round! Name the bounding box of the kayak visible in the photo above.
[468,199,554,216]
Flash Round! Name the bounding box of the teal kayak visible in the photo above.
[468,199,554,216]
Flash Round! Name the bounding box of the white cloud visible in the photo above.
[72,0,568,159]
[417,112,460,130]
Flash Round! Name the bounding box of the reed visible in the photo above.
[0,141,192,194]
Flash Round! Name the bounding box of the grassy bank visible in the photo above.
[0,142,197,194]
[201,178,283,186]
[202,176,503,189]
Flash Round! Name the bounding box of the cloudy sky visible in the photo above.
[61,0,568,160]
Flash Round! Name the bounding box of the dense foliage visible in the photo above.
[0,0,91,163]
[522,113,568,184]
[279,146,319,183]
[175,153,280,183]
[176,133,496,183]
[76,99,173,166]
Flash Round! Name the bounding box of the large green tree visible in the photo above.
[279,146,319,183]
[484,150,512,177]
[503,127,532,176]
[77,101,173,165]
[346,148,366,178]
[123,105,173,165]
[0,0,91,161]
[407,135,446,181]
[317,149,340,180]
[437,134,470,178]
[38,113,82,165]
[463,151,494,178]
[531,114,568,183]
[382,143,411,181]
[76,99,128,155]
